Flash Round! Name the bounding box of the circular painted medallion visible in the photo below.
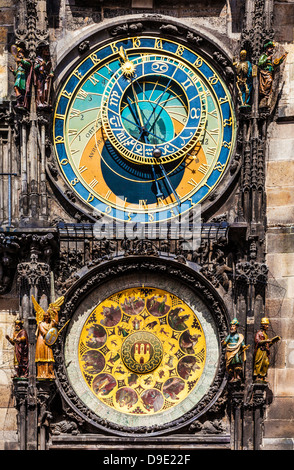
[121,331,163,374]
[77,286,207,416]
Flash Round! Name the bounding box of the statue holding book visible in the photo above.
[253,317,280,383]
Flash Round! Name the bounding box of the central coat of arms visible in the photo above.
[121,331,163,374]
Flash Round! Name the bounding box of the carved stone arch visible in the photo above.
[53,14,236,91]
[53,256,230,437]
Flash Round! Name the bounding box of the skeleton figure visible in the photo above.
[233,50,252,107]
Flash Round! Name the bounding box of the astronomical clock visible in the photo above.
[6,1,282,452]
[53,35,236,224]
[50,25,236,439]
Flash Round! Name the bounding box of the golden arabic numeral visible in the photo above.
[175,45,185,56]
[87,193,95,203]
[214,162,226,172]
[193,56,203,68]
[219,96,229,105]
[60,158,69,165]
[110,42,119,53]
[73,70,83,80]
[55,136,64,144]
[71,177,79,186]
[157,197,167,207]
[61,90,72,98]
[105,205,112,214]
[223,117,232,127]
[223,141,232,149]
[208,74,219,85]
[148,213,155,222]
[90,53,101,65]
[169,209,177,218]
[55,113,65,120]
[154,38,163,49]
[132,37,141,48]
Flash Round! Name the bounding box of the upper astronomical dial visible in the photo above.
[53,36,236,223]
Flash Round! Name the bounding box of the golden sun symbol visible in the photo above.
[121,60,136,78]
[119,46,136,78]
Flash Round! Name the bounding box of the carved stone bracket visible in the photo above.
[235,260,268,286]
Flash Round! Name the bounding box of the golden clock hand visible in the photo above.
[126,89,164,199]
[131,83,145,129]
[153,148,181,211]
[131,81,169,144]
[119,46,136,78]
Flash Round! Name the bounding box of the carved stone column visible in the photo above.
[252,383,268,450]
[17,253,51,449]
[228,384,245,450]
[13,379,28,450]
[37,381,55,450]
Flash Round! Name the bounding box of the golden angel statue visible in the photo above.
[32,295,64,379]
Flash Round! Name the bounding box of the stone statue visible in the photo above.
[258,41,288,107]
[253,317,281,383]
[9,45,32,109]
[222,318,249,382]
[233,49,253,107]
[5,319,28,378]
[32,295,64,379]
[34,47,54,109]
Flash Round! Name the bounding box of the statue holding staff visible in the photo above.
[5,319,28,378]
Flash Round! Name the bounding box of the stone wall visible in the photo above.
[263,1,294,450]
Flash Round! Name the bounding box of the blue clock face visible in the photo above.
[53,36,236,223]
